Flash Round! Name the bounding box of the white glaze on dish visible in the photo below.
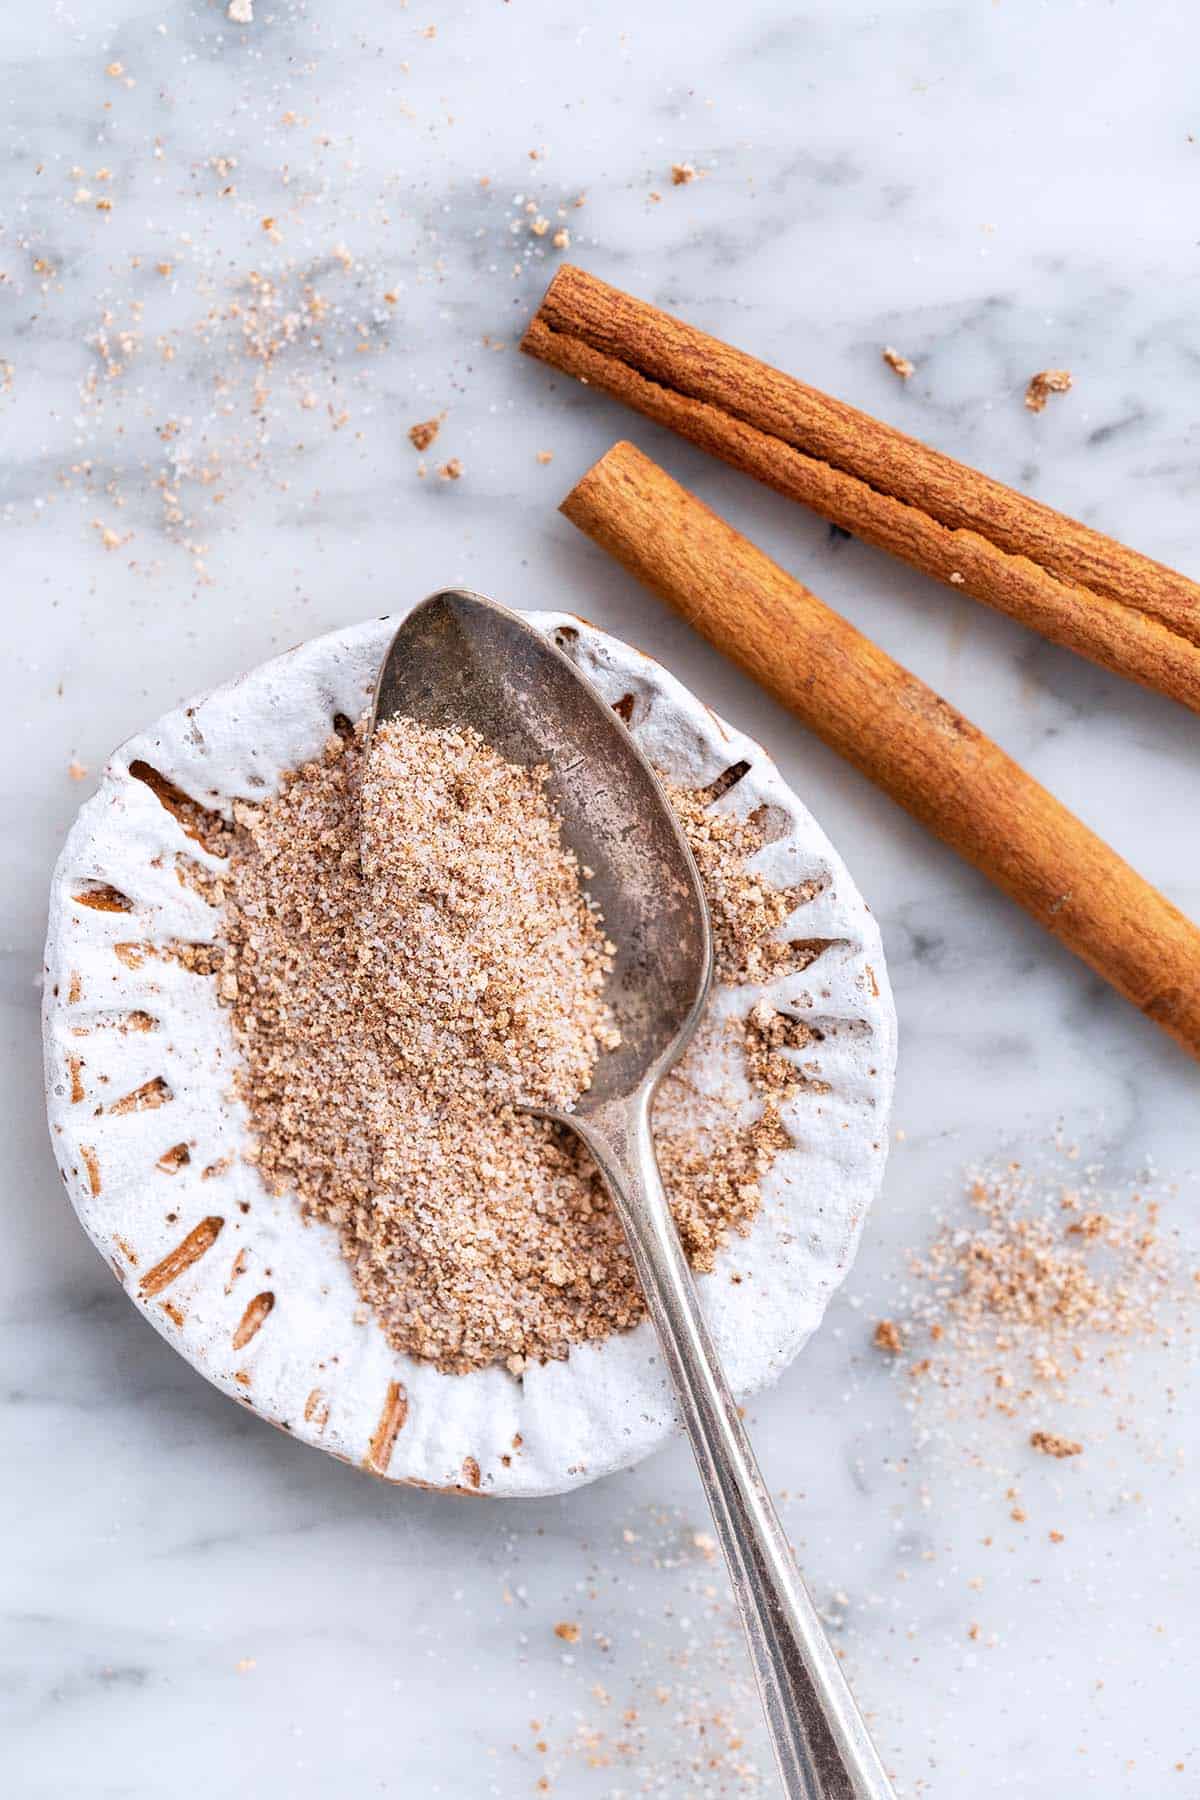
[42,610,896,1497]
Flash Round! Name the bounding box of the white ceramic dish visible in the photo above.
[43,610,896,1497]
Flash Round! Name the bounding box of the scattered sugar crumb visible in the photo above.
[873,1318,903,1354]
[882,346,914,380]
[227,0,253,21]
[1025,369,1073,412]
[671,162,697,185]
[437,457,463,480]
[1030,1430,1083,1460]
[408,418,439,451]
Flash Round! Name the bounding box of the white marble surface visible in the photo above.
[4,2,1199,1795]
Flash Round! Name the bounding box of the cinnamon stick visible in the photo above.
[561,441,1200,1061]
[525,266,1200,713]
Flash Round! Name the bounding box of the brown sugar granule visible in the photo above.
[1030,1430,1083,1460]
[873,1318,903,1355]
[1025,368,1073,412]
[408,418,439,451]
[437,457,462,480]
[554,1620,581,1643]
[671,162,697,186]
[219,722,802,1373]
[881,346,914,381]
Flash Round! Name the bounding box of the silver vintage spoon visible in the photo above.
[371,589,895,1800]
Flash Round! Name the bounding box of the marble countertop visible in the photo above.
[4,2,1198,1794]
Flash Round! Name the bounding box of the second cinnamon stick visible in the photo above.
[561,441,1200,1062]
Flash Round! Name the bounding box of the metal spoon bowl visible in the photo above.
[371,590,895,1800]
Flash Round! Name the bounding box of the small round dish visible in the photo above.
[43,610,896,1497]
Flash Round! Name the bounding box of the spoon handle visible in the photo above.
[574,1090,896,1800]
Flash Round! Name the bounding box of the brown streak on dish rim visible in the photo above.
[364,1380,409,1474]
[231,1290,275,1350]
[139,1215,224,1298]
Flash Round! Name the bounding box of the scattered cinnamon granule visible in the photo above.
[881,346,914,381]
[408,418,439,451]
[1030,1430,1083,1460]
[873,1319,903,1355]
[67,759,88,782]
[437,457,463,480]
[671,162,697,186]
[554,1621,581,1643]
[1025,368,1073,412]
[219,722,806,1374]
[885,1160,1188,1453]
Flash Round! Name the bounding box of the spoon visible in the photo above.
[371,589,896,1800]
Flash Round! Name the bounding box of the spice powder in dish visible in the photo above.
[218,716,803,1375]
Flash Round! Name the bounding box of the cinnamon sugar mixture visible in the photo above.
[219,721,800,1373]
